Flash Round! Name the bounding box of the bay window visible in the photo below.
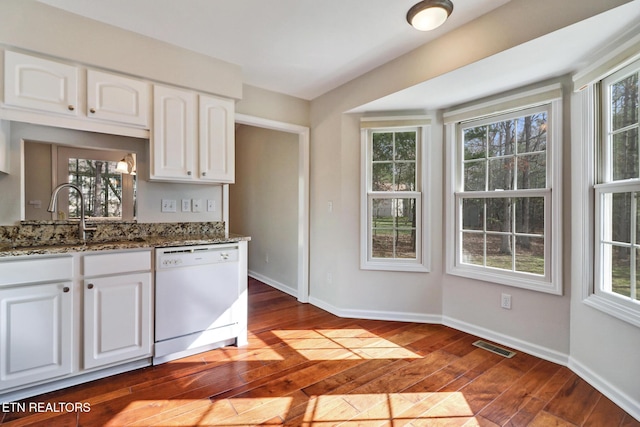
[445,85,563,294]
[594,59,640,319]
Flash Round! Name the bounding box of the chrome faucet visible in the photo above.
[47,183,97,241]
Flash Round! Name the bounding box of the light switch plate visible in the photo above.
[161,199,177,213]
[181,199,191,212]
[207,199,215,212]
[192,199,203,212]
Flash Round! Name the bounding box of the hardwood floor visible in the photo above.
[1,278,638,426]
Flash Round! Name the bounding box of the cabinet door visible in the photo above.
[83,272,152,369]
[86,69,150,127]
[151,85,196,180]
[0,282,73,390]
[199,94,235,183]
[3,51,78,116]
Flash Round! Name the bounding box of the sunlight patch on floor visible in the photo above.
[272,329,422,360]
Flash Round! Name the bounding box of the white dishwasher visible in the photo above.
[154,243,242,364]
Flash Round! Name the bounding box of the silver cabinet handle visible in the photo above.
[187,171,192,176]
[202,172,206,177]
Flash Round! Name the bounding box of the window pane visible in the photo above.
[611,72,639,131]
[395,198,416,228]
[611,192,632,244]
[396,230,416,259]
[488,121,515,158]
[463,126,486,160]
[488,158,514,190]
[464,160,486,191]
[462,198,484,231]
[372,199,394,228]
[371,197,417,260]
[372,132,393,161]
[372,163,393,191]
[486,234,512,270]
[68,158,127,218]
[395,162,416,191]
[515,197,545,235]
[515,236,544,275]
[609,245,631,297]
[486,198,511,233]
[517,153,546,189]
[612,128,639,181]
[395,132,416,161]
[516,113,547,153]
[462,232,483,266]
[372,234,393,258]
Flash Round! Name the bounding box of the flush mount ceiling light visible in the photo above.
[407,0,454,31]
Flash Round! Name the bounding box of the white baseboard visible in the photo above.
[569,357,640,422]
[442,316,570,366]
[249,270,297,298]
[309,295,442,324]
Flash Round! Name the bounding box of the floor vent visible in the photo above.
[472,340,516,358]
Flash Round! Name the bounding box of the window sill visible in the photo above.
[361,259,429,273]
[583,294,640,328]
[448,264,562,295]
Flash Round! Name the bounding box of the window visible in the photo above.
[361,122,430,272]
[445,85,562,294]
[56,147,136,220]
[594,59,640,317]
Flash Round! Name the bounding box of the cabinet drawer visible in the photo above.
[83,250,151,277]
[0,256,73,286]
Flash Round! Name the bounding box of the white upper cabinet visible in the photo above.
[151,84,196,181]
[3,51,79,116]
[199,94,235,183]
[86,69,150,127]
[152,86,235,183]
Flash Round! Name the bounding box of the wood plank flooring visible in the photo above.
[1,278,638,426]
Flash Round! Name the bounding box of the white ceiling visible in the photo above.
[354,1,640,113]
[35,0,640,111]
[37,0,511,100]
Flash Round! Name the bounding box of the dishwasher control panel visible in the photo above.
[156,244,239,269]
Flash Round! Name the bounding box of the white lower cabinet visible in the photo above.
[82,249,153,370]
[83,272,152,369]
[0,249,153,398]
[0,255,74,392]
[0,281,73,390]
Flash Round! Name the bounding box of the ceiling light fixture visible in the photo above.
[407,0,454,31]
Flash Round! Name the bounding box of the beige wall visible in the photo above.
[237,85,310,128]
[229,125,299,294]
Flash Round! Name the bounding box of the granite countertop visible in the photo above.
[0,221,250,258]
[0,233,250,258]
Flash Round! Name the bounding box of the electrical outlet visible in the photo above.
[181,199,191,212]
[161,199,177,213]
[192,199,203,212]
[501,293,512,310]
[207,199,215,212]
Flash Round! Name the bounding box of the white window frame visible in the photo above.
[587,56,640,327]
[360,122,430,272]
[445,84,563,294]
